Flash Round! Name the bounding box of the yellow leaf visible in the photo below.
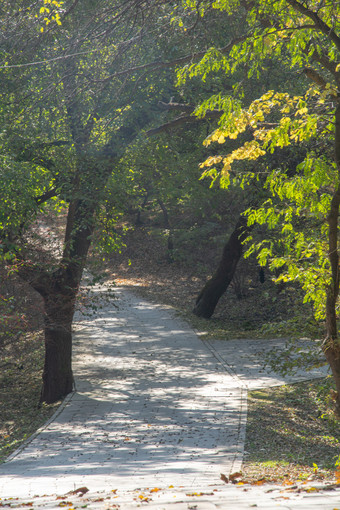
[335,466,340,484]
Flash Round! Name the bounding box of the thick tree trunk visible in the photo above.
[38,273,79,403]
[193,217,249,318]
[29,195,96,403]
[41,319,74,404]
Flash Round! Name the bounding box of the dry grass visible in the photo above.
[0,331,61,463]
[242,380,340,483]
[0,271,60,463]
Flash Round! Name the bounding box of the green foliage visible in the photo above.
[244,152,337,319]
[0,155,52,257]
[179,1,340,324]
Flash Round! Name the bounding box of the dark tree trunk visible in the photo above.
[323,101,340,416]
[157,198,170,229]
[28,195,96,403]
[41,318,74,404]
[157,198,174,261]
[193,217,250,318]
[38,270,80,403]
[136,191,149,226]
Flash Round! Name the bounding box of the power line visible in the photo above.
[0,49,98,69]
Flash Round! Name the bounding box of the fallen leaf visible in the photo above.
[336,467,340,484]
[67,487,89,497]
[282,480,294,486]
[138,495,151,502]
[220,473,229,483]
[252,479,266,486]
[150,488,160,493]
[229,472,243,483]
[186,492,214,497]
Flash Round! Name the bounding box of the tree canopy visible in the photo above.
[1,0,340,416]
[177,0,340,413]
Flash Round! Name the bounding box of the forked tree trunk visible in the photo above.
[30,196,95,403]
[193,217,250,318]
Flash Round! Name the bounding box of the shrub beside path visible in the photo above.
[0,286,338,509]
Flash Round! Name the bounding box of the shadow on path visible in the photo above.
[0,288,246,496]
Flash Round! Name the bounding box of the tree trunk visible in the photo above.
[38,267,81,403]
[323,101,340,416]
[41,315,74,404]
[28,195,96,403]
[193,217,250,318]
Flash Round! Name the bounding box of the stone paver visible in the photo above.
[0,286,338,509]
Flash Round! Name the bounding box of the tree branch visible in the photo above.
[303,67,328,88]
[146,101,224,137]
[146,115,200,136]
[286,0,340,52]
[308,46,340,83]
[35,188,57,205]
[90,35,248,84]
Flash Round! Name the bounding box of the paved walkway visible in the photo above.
[0,286,338,509]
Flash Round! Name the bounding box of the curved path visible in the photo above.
[0,286,338,509]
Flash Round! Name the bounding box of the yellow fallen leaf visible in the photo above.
[335,467,340,484]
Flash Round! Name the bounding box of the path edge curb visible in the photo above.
[2,391,75,464]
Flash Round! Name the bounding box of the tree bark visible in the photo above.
[23,191,97,403]
[193,217,250,318]
[322,100,340,416]
[41,305,74,404]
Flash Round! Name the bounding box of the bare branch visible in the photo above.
[146,115,199,136]
[146,102,224,136]
[90,34,248,84]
